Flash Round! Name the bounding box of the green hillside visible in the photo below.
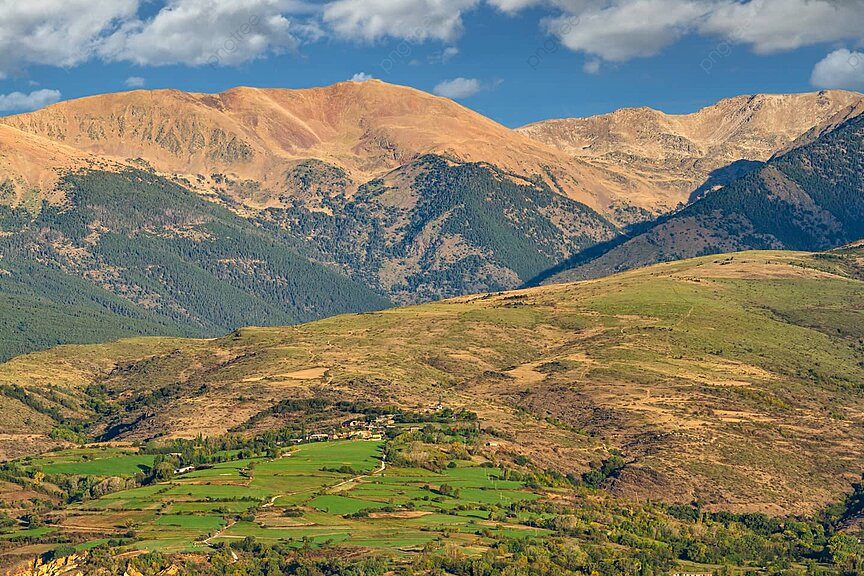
[3,247,864,513]
[261,155,617,302]
[0,168,390,361]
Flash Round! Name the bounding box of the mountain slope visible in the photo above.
[0,167,389,361]
[3,247,864,513]
[519,90,863,218]
[259,155,617,302]
[0,81,630,218]
[1,83,860,356]
[0,82,621,313]
[547,103,864,283]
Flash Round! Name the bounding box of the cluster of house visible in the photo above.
[303,414,400,442]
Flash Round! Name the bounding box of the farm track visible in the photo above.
[205,447,387,547]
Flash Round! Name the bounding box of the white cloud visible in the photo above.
[486,0,581,13]
[427,46,460,63]
[702,0,864,55]
[504,0,864,64]
[545,0,711,62]
[487,0,542,12]
[100,0,318,67]
[583,58,600,74]
[124,76,146,88]
[349,72,374,81]
[433,77,482,99]
[442,46,459,62]
[0,0,861,78]
[0,89,62,113]
[811,49,864,90]
[323,0,479,42]
[0,0,137,77]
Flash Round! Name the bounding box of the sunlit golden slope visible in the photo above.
[0,123,108,208]
[0,81,630,216]
[2,83,859,222]
[519,90,864,214]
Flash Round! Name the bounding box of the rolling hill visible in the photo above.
[3,246,864,515]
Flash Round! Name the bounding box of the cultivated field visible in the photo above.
[1,440,550,556]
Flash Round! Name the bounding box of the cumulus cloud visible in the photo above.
[702,0,864,55]
[2,0,863,78]
[323,0,479,42]
[349,72,374,81]
[811,49,864,90]
[433,77,482,99]
[544,0,711,62]
[0,89,62,113]
[100,0,319,67]
[504,0,864,63]
[124,76,146,88]
[0,0,137,77]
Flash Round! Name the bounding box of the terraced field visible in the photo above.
[4,440,548,556]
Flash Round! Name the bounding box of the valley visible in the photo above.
[2,247,864,511]
[1,81,864,575]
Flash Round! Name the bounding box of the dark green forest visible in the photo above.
[261,155,616,301]
[0,169,389,361]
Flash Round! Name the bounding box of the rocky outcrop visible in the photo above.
[7,553,83,576]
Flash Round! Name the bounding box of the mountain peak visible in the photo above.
[0,82,621,216]
[517,89,864,212]
[1,83,860,224]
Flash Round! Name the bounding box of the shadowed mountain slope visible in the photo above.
[546,103,864,283]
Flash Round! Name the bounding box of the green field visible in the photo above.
[16,439,546,555]
[25,447,155,477]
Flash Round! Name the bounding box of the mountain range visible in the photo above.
[545,99,864,283]
[3,80,864,574]
[0,81,862,360]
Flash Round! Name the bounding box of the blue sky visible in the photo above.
[0,0,863,127]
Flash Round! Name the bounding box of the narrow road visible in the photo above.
[203,519,236,545]
[328,453,387,493]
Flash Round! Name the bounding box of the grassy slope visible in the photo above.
[2,247,864,513]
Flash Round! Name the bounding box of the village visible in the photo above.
[302,413,396,443]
